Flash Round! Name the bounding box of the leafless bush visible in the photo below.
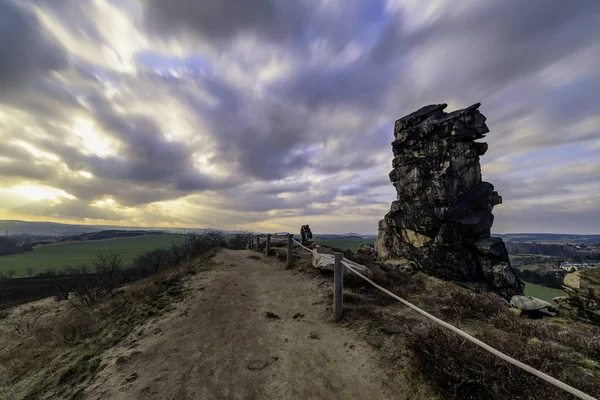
[132,248,171,276]
[169,238,186,265]
[203,229,227,248]
[366,270,427,305]
[440,290,506,321]
[67,250,125,309]
[227,229,254,250]
[67,275,103,309]
[94,250,124,295]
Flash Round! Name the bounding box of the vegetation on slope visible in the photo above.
[0,231,252,399]
[308,249,600,400]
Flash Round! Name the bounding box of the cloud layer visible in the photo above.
[1,0,599,234]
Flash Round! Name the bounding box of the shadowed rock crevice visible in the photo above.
[376,103,524,298]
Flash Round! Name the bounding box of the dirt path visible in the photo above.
[85,249,402,399]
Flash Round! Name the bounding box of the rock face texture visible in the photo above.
[375,103,524,298]
[556,269,600,323]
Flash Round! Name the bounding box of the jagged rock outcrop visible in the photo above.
[375,103,524,298]
[555,269,600,323]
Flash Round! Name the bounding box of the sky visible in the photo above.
[0,0,599,235]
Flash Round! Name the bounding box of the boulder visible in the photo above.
[312,246,335,271]
[357,244,376,257]
[510,295,552,311]
[558,268,600,323]
[375,103,523,299]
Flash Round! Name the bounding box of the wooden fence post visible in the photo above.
[265,234,271,257]
[287,234,293,267]
[334,252,344,321]
[255,236,260,252]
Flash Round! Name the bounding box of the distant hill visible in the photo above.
[58,230,166,242]
[313,233,377,240]
[1,220,379,239]
[0,220,208,237]
[494,233,600,244]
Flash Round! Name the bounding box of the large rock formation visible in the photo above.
[375,103,524,298]
[555,269,600,323]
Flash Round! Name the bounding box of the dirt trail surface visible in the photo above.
[85,249,402,400]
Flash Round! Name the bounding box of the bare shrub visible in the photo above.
[67,275,103,309]
[66,251,125,309]
[203,229,227,248]
[227,229,254,250]
[94,250,124,296]
[169,238,186,265]
[179,233,212,260]
[131,248,171,277]
[439,290,506,321]
[365,270,427,305]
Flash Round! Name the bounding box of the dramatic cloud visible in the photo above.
[0,0,599,233]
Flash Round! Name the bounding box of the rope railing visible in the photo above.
[288,238,597,400]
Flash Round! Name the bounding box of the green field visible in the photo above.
[314,238,375,252]
[523,281,564,303]
[0,234,180,277]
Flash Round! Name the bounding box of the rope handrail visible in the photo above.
[291,238,313,252]
[290,238,597,400]
[256,232,292,238]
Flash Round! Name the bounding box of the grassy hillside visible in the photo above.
[314,238,374,252]
[523,282,564,303]
[0,234,180,277]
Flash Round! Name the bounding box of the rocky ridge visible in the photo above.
[375,103,524,298]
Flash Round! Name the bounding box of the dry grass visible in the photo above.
[0,254,212,400]
[408,323,600,400]
[331,259,600,400]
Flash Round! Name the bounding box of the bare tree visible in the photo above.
[169,238,186,265]
[94,250,124,295]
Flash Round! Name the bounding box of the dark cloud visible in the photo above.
[143,0,310,44]
[142,0,387,51]
[0,1,68,91]
[1,0,600,231]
